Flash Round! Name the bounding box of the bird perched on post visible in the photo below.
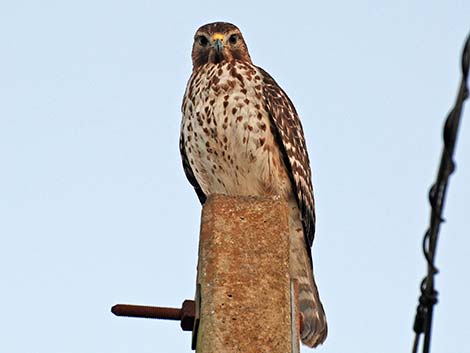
[180,22,327,348]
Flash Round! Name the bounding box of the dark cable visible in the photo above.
[411,32,470,353]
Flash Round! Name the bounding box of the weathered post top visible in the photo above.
[196,194,299,353]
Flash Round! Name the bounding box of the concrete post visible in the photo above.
[195,194,299,353]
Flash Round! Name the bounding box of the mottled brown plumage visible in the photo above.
[180,22,327,348]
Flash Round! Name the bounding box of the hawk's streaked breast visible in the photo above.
[182,61,291,199]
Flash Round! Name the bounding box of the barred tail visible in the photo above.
[288,197,327,348]
[298,274,328,347]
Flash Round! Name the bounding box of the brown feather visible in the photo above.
[257,66,316,249]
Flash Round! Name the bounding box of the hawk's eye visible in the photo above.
[198,36,209,47]
[228,34,238,45]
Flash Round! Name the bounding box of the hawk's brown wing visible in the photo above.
[257,66,316,248]
[179,134,207,204]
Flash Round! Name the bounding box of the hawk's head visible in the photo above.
[192,22,252,69]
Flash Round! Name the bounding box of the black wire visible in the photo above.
[411,32,470,353]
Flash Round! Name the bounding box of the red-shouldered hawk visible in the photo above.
[180,22,327,348]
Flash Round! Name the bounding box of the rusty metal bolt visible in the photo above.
[111,300,195,332]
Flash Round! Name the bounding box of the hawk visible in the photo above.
[180,22,327,348]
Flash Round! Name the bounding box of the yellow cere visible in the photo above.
[212,33,225,41]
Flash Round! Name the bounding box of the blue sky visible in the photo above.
[0,1,469,352]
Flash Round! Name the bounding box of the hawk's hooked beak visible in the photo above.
[212,33,224,54]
